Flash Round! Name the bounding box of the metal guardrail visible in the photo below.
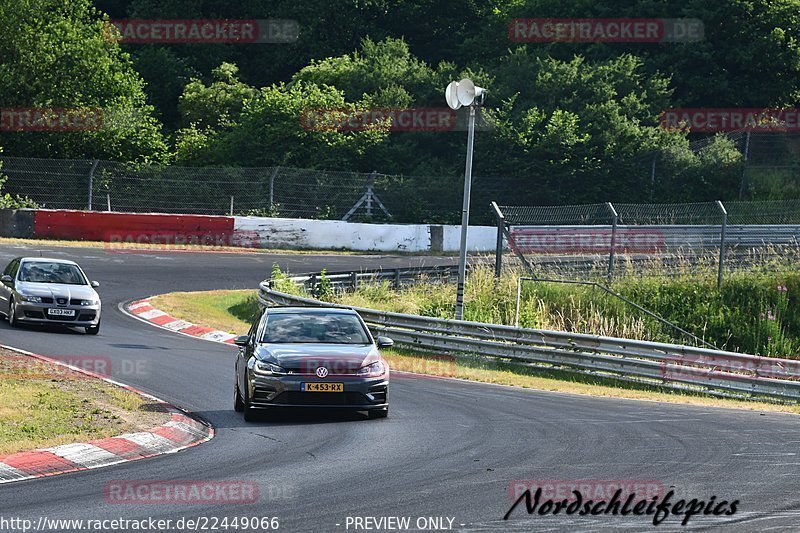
[280,265,462,294]
[258,282,800,403]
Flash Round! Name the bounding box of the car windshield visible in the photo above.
[18,262,87,285]
[261,312,371,344]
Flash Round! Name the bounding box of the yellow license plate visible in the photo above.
[303,382,344,392]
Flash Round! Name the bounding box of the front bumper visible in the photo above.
[247,373,389,410]
[14,300,101,327]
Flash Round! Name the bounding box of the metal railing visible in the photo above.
[277,265,462,294]
[494,200,800,285]
[258,282,800,403]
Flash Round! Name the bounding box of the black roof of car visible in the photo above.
[267,306,357,315]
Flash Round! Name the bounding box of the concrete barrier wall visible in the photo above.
[0,209,35,238]
[0,209,498,253]
[33,210,234,242]
[232,216,438,252]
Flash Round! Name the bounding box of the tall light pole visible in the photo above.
[445,78,486,320]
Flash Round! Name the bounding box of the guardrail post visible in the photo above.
[309,273,317,297]
[717,200,728,289]
[87,159,99,211]
[351,271,357,290]
[394,269,401,290]
[738,131,751,199]
[269,166,279,211]
[491,202,505,278]
[606,202,619,284]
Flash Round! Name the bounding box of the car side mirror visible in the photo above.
[234,335,249,347]
[376,336,394,348]
[0,275,13,285]
[91,280,100,288]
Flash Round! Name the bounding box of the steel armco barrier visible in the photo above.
[280,265,462,294]
[258,281,800,403]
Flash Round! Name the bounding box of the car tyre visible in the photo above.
[368,408,389,419]
[7,299,18,328]
[242,385,259,422]
[234,384,245,412]
[85,323,100,335]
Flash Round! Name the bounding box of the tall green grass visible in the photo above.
[267,263,800,358]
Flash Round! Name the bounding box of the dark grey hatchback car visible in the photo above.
[234,306,392,421]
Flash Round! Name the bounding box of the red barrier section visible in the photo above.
[32,210,234,243]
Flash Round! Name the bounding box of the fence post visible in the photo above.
[87,159,99,211]
[606,202,619,284]
[738,131,751,199]
[366,171,376,218]
[490,202,505,278]
[230,196,234,216]
[269,166,279,211]
[717,200,728,289]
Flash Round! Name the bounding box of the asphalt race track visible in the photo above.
[0,243,799,532]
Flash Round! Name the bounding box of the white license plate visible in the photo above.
[48,308,75,317]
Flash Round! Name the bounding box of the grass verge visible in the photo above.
[147,290,800,414]
[0,348,170,455]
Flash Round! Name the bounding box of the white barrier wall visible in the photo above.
[233,216,497,253]
[441,224,498,253]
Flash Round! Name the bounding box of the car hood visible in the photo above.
[255,343,379,372]
[16,281,98,301]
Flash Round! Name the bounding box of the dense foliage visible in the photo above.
[3,0,800,211]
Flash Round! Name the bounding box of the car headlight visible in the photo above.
[254,361,286,376]
[358,361,386,377]
[80,299,98,306]
[19,294,42,303]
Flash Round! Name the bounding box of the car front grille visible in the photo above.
[271,391,370,406]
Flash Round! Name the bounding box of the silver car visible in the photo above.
[0,257,101,335]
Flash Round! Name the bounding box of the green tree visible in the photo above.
[0,0,167,161]
[178,63,259,129]
[175,80,388,168]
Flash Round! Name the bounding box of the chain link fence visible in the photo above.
[0,156,532,224]
[495,200,800,282]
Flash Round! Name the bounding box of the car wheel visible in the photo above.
[7,299,18,327]
[242,384,259,422]
[85,323,100,335]
[368,408,389,419]
[234,384,245,412]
